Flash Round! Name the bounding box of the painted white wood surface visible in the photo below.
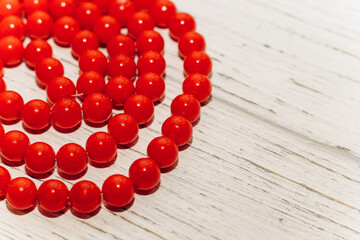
[1,0,360,239]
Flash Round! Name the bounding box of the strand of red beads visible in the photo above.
[0,0,212,216]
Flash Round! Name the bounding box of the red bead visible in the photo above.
[129,158,160,190]
[37,179,69,212]
[137,51,166,76]
[108,113,138,145]
[90,0,111,13]
[69,180,101,214]
[0,36,24,67]
[178,31,205,58]
[0,15,26,41]
[107,34,136,58]
[53,16,80,47]
[86,132,117,164]
[82,93,113,124]
[135,72,165,102]
[170,93,201,123]
[71,30,99,58]
[0,91,23,121]
[134,0,156,11]
[0,123,4,136]
[22,99,51,130]
[184,51,212,76]
[0,130,30,162]
[93,15,121,44]
[169,12,196,41]
[0,0,22,20]
[49,0,76,19]
[74,2,101,30]
[35,57,64,87]
[147,136,178,168]
[6,177,37,210]
[0,59,3,76]
[150,0,176,28]
[161,115,192,146]
[46,76,76,104]
[24,39,53,69]
[182,73,211,103]
[76,71,106,98]
[102,174,134,207]
[25,142,55,174]
[52,98,82,129]
[124,94,154,125]
[105,76,135,107]
[23,0,49,16]
[127,11,155,39]
[79,50,107,75]
[107,54,136,80]
[26,11,53,39]
[0,166,11,198]
[108,0,136,27]
[136,30,164,55]
[57,143,88,176]
[0,77,5,92]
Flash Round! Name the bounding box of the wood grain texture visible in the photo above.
[1,0,360,239]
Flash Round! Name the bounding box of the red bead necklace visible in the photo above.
[0,0,212,216]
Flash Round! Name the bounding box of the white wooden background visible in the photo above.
[1,0,360,239]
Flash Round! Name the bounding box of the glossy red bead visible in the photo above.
[184,51,212,76]
[150,0,176,28]
[23,0,49,16]
[102,174,134,207]
[74,2,101,30]
[0,77,5,92]
[49,0,76,19]
[182,73,212,103]
[93,15,121,44]
[134,0,156,11]
[0,91,24,121]
[107,34,136,58]
[6,177,37,210]
[108,113,139,145]
[53,16,80,47]
[76,71,106,98]
[0,166,11,198]
[35,57,64,87]
[79,50,107,75]
[178,31,205,58]
[46,76,76,104]
[137,51,166,76]
[25,142,55,174]
[169,12,196,41]
[170,93,201,123]
[24,39,53,68]
[90,0,111,13]
[105,76,135,107]
[69,180,101,214]
[0,36,24,67]
[37,179,69,212]
[71,30,99,58]
[0,0,22,20]
[0,123,4,136]
[136,30,164,54]
[161,115,192,146]
[22,99,51,130]
[124,94,154,125]
[82,93,113,124]
[108,0,136,27]
[0,59,3,76]
[57,143,88,176]
[107,54,136,80]
[0,15,26,41]
[26,11,53,39]
[127,11,155,39]
[135,72,165,102]
[52,98,82,129]
[86,132,117,164]
[0,130,30,162]
[129,158,160,190]
[147,136,178,168]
